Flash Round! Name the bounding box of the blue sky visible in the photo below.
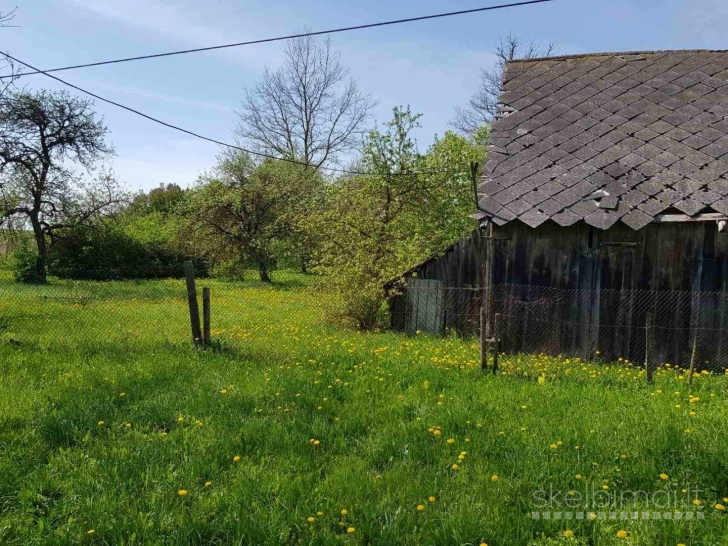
[6,0,728,190]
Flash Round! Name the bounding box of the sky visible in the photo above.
[4,0,728,191]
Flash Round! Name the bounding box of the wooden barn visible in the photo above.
[391,50,728,369]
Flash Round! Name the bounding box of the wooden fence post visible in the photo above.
[480,305,487,370]
[202,286,211,346]
[645,312,654,383]
[493,313,505,374]
[184,261,202,345]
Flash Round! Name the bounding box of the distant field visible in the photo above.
[0,271,727,545]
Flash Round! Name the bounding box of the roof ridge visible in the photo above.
[507,49,728,64]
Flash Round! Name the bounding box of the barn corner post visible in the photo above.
[183,261,203,345]
[480,217,496,372]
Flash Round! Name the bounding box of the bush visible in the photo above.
[12,249,45,284]
[211,258,246,281]
[49,226,209,280]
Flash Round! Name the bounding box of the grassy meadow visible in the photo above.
[1,271,728,545]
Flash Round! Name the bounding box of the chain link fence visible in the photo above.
[390,281,728,372]
[4,265,728,373]
[0,267,328,357]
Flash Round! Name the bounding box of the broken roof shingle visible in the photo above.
[478,50,728,230]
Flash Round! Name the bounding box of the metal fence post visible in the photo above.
[202,286,211,346]
[688,334,697,386]
[645,312,654,383]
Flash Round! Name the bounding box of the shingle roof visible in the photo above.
[478,50,728,230]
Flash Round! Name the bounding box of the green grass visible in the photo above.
[1,271,728,545]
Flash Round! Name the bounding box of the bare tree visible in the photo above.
[0,90,125,282]
[0,8,19,98]
[236,34,376,169]
[451,34,556,136]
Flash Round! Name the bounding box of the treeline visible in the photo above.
[1,35,488,329]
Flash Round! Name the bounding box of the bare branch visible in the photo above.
[451,34,557,135]
[235,32,376,169]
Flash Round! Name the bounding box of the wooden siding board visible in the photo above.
[395,220,728,368]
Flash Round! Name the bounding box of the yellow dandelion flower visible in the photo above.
[417,504,425,511]
[316,511,323,516]
[575,474,583,480]
[87,529,95,535]
[204,481,212,487]
[660,473,669,480]
[97,421,104,426]
[307,516,315,523]
[616,529,628,539]
[491,474,499,482]
[451,463,459,470]
[564,529,574,538]
[429,496,436,502]
[178,489,188,496]
[233,455,241,462]
[346,527,355,534]
[446,438,455,444]
[340,509,348,516]
[715,503,726,511]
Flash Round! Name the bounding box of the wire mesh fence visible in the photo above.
[390,282,728,373]
[4,265,728,374]
[0,268,328,356]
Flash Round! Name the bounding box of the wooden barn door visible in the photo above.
[406,278,445,335]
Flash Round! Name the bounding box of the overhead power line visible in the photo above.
[2,0,553,79]
[2,53,460,177]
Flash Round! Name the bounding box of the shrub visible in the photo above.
[49,225,208,280]
[12,249,45,284]
[211,258,247,281]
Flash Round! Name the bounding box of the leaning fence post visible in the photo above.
[688,334,697,386]
[645,312,654,383]
[202,286,211,346]
[184,261,203,345]
[480,305,488,370]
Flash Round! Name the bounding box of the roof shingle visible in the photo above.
[478,50,728,230]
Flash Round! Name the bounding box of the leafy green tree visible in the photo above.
[0,90,123,282]
[313,107,484,329]
[186,151,320,282]
[419,131,485,250]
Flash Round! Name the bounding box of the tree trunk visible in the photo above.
[29,212,48,283]
[300,255,308,274]
[258,262,271,283]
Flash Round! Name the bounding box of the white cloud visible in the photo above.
[77,78,233,112]
[65,0,281,71]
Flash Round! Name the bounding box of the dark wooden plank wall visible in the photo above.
[395,220,728,368]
